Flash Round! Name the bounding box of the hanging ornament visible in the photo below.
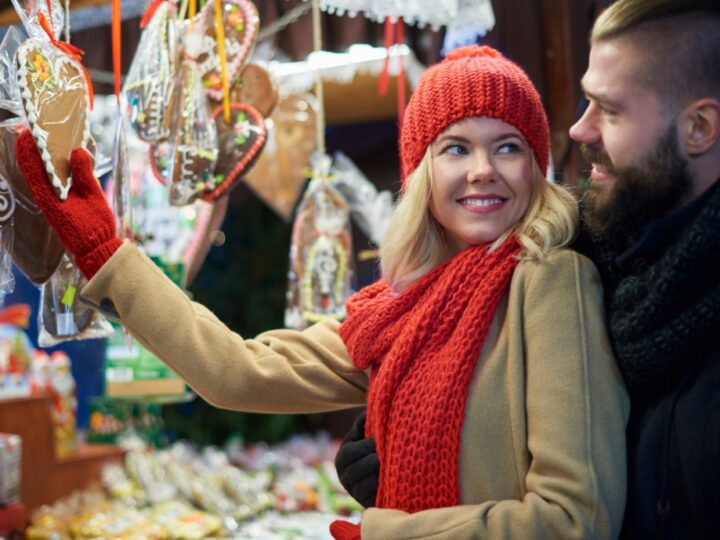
[149,59,218,206]
[122,0,178,142]
[186,0,259,102]
[112,114,132,239]
[243,93,317,221]
[209,62,279,119]
[285,158,354,329]
[203,102,266,202]
[15,31,93,200]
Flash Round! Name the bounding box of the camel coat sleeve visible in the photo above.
[79,242,367,412]
[360,250,629,539]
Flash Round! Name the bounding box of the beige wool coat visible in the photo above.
[81,242,629,539]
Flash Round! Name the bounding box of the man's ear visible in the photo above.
[683,98,720,156]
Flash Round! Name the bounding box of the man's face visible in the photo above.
[580,123,692,240]
[569,38,693,239]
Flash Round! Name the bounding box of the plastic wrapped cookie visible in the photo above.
[15,39,91,200]
[0,125,65,284]
[123,0,178,143]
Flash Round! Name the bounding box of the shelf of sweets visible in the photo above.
[0,393,125,514]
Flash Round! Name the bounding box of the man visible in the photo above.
[334,1,720,538]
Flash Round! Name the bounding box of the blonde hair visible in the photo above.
[379,150,578,291]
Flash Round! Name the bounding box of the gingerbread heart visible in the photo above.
[209,63,278,119]
[148,60,218,205]
[0,126,64,284]
[201,103,266,202]
[244,94,318,221]
[123,0,178,143]
[16,40,91,200]
[188,0,259,102]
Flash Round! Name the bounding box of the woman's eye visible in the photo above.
[442,143,467,155]
[496,142,521,154]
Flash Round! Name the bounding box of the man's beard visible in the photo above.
[580,123,693,244]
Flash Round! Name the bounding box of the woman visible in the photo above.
[16,46,628,539]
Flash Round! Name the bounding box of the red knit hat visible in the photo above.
[400,45,550,182]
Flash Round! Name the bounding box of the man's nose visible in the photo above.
[569,102,600,145]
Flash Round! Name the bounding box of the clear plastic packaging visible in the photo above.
[187,0,260,102]
[285,157,355,329]
[122,0,178,143]
[0,125,65,284]
[331,151,393,245]
[112,113,133,239]
[158,58,218,206]
[37,254,114,347]
[15,38,92,200]
[0,207,15,303]
[0,27,25,117]
[10,0,64,40]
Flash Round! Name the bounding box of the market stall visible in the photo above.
[0,0,606,537]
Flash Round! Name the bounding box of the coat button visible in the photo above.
[100,298,118,317]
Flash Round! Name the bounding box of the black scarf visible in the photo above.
[580,180,720,397]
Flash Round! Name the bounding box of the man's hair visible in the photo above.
[378,150,578,292]
[591,0,720,106]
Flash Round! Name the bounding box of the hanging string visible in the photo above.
[112,0,122,104]
[310,0,326,168]
[178,0,190,24]
[213,0,231,122]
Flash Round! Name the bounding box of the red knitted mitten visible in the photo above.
[15,129,121,278]
[329,520,361,540]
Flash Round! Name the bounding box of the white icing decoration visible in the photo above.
[16,40,90,201]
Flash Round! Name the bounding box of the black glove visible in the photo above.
[335,409,379,508]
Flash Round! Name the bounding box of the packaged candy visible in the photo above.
[38,254,114,347]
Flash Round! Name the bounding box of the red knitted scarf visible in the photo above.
[339,239,520,513]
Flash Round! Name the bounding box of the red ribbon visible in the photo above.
[140,0,165,28]
[112,0,122,103]
[37,11,95,110]
[377,17,406,130]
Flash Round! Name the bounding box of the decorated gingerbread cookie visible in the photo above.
[210,63,278,119]
[15,39,91,200]
[0,126,65,283]
[202,103,266,202]
[244,94,318,220]
[123,1,178,143]
[188,0,259,102]
[149,60,217,205]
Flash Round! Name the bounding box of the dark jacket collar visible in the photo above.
[616,179,720,267]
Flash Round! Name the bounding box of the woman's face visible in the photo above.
[429,116,534,256]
